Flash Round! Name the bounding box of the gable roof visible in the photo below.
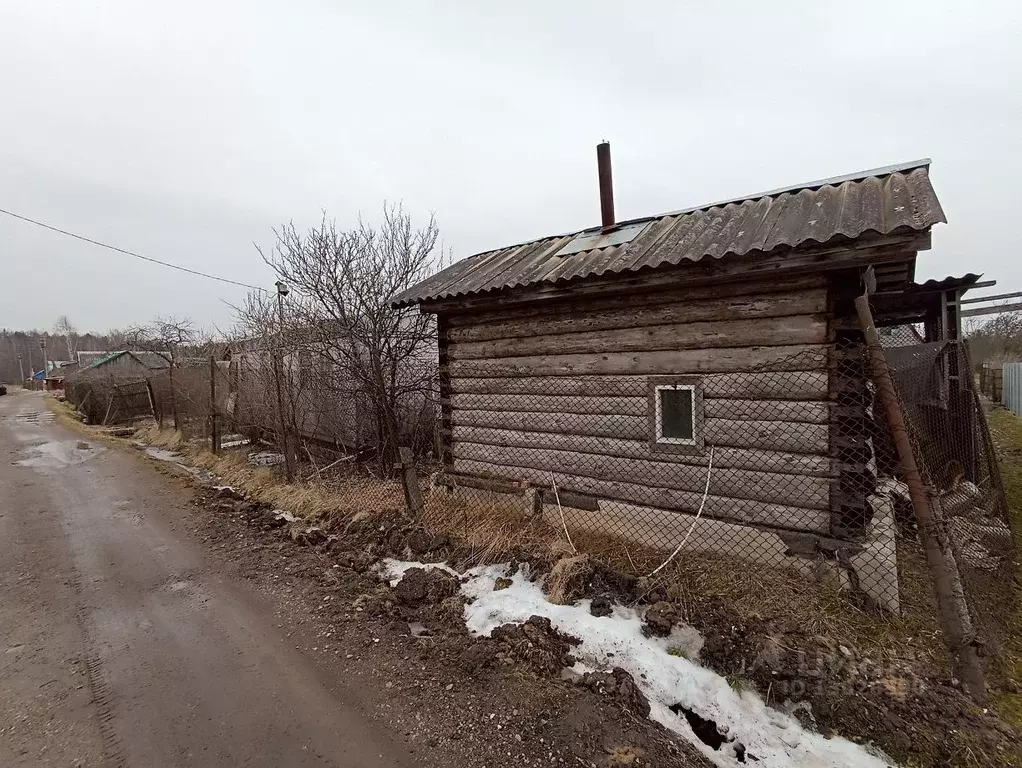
[395,159,945,307]
[83,350,172,370]
[85,351,127,369]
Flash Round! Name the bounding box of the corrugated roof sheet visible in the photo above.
[911,274,982,293]
[395,159,945,307]
[85,350,172,370]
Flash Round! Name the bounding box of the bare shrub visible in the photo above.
[250,204,444,473]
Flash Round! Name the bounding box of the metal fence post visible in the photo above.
[209,355,221,453]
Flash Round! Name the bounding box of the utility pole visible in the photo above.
[274,280,294,480]
[39,337,48,390]
[16,354,24,385]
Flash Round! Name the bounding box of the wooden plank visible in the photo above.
[450,371,830,401]
[449,314,827,360]
[452,441,831,509]
[447,290,827,343]
[451,425,835,476]
[438,473,525,495]
[399,446,424,516]
[454,393,646,415]
[451,458,831,533]
[443,276,827,329]
[544,489,600,512]
[450,344,827,378]
[705,398,829,424]
[451,410,828,453]
[451,393,830,424]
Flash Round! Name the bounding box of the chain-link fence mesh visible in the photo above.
[429,344,909,608]
[59,307,1016,688]
[420,310,1012,682]
[882,337,1015,679]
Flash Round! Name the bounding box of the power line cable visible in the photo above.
[0,206,267,292]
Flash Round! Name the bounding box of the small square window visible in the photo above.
[658,386,694,441]
[649,378,703,453]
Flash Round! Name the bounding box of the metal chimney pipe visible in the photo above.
[597,141,615,231]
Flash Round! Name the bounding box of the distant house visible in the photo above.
[395,152,959,612]
[43,360,75,390]
[76,350,113,368]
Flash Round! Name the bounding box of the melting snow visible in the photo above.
[378,559,459,587]
[380,559,894,768]
[144,446,183,462]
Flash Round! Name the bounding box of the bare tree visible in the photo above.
[125,316,196,365]
[125,316,196,430]
[257,204,443,473]
[965,311,1022,366]
[54,315,79,361]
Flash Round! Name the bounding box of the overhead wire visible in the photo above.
[0,206,267,292]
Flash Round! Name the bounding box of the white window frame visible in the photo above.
[654,383,697,445]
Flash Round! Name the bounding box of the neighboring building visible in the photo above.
[76,350,113,367]
[395,154,956,611]
[73,350,172,377]
[43,360,75,390]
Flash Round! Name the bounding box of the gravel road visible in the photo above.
[0,389,418,767]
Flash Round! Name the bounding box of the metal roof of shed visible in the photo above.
[395,159,945,307]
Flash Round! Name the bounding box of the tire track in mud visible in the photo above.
[69,556,125,767]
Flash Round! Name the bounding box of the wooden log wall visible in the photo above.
[440,276,839,535]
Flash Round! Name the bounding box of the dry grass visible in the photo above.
[88,414,946,665]
[419,490,566,569]
[130,423,404,525]
[986,408,1022,724]
[136,422,185,449]
[546,555,591,604]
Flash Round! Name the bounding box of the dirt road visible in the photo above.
[0,390,418,767]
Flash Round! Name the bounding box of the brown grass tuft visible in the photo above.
[545,554,591,605]
[420,489,561,569]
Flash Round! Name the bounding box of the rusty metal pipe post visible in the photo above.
[854,292,986,703]
[597,141,615,231]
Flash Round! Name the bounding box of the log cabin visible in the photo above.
[395,147,953,611]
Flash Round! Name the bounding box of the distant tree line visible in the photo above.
[0,322,131,383]
[966,312,1022,366]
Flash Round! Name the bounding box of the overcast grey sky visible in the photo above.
[2,1,1020,334]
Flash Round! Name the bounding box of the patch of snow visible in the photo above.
[273,510,299,523]
[220,438,251,449]
[377,558,460,587]
[144,447,183,462]
[386,560,892,768]
[249,451,284,466]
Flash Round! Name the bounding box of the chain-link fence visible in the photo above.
[414,309,1011,696]
[883,337,1015,684]
[60,309,1015,697]
[429,345,907,606]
